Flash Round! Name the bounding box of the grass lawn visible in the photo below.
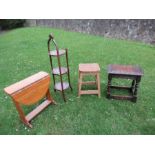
[0,27,155,135]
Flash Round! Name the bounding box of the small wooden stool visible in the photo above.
[4,71,56,128]
[78,63,101,97]
[107,64,143,102]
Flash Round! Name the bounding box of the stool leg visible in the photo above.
[130,80,135,94]
[107,74,112,99]
[78,72,83,97]
[95,74,98,87]
[97,73,101,98]
[132,77,141,102]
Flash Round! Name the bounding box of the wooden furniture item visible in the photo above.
[47,33,72,102]
[107,64,143,102]
[78,63,101,97]
[4,71,55,128]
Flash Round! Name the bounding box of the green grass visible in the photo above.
[0,27,155,135]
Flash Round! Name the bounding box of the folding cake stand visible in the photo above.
[47,33,72,102]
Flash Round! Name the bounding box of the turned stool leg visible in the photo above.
[78,72,83,97]
[130,79,136,94]
[107,74,112,98]
[132,77,141,102]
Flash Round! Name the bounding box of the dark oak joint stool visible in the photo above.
[107,64,143,102]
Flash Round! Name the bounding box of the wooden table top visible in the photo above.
[4,71,49,95]
[107,64,143,76]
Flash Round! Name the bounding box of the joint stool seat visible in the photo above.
[78,63,101,97]
[79,63,100,73]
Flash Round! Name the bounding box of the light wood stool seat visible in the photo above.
[4,71,56,128]
[78,63,101,97]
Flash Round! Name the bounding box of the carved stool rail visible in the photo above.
[4,71,55,128]
[78,63,101,97]
[107,64,143,102]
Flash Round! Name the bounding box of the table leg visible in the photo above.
[46,89,56,104]
[13,99,32,128]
